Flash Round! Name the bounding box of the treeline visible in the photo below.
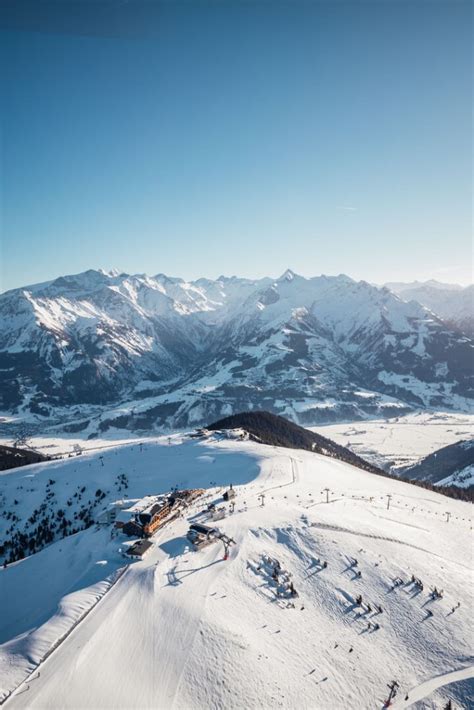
[1,507,94,565]
[0,444,49,471]
[0,480,107,566]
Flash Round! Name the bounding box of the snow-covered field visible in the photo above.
[0,434,473,709]
[2,410,473,472]
[316,412,474,471]
[0,432,144,458]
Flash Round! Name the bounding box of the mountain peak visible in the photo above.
[278,268,297,282]
[98,268,122,278]
[0,267,472,427]
[153,273,184,285]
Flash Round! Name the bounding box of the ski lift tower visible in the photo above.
[384,680,399,707]
[220,533,236,560]
[223,484,236,502]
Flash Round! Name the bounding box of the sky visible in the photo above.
[1,0,472,292]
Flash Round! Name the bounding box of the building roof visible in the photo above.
[189,523,216,535]
[127,540,153,557]
[122,520,142,534]
[116,508,135,524]
[138,500,169,524]
[109,498,140,510]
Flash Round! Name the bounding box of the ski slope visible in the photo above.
[1,434,473,709]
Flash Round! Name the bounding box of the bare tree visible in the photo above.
[13,426,33,449]
[72,443,83,456]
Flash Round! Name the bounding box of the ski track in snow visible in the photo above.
[308,521,435,556]
[370,514,430,532]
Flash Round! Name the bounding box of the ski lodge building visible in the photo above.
[124,540,153,560]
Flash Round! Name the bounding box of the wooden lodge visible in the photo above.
[125,540,153,559]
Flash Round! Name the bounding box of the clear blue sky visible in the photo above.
[1,0,472,292]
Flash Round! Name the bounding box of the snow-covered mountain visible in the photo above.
[1,434,472,708]
[385,280,474,337]
[1,269,472,435]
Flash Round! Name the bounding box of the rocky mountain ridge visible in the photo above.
[1,269,472,435]
[385,280,473,336]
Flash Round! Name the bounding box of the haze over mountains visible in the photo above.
[1,269,472,437]
[385,280,473,337]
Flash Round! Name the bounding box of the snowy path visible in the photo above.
[260,455,298,495]
[392,665,474,708]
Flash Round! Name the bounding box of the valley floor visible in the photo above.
[2,411,473,475]
[0,435,473,709]
[316,411,474,471]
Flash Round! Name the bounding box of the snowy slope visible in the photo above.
[436,464,474,489]
[1,435,472,709]
[1,269,472,437]
[400,439,474,489]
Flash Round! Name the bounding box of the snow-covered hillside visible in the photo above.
[400,439,474,489]
[1,269,472,437]
[436,464,474,489]
[1,434,472,709]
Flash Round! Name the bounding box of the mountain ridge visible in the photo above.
[1,269,472,435]
[207,410,386,476]
[400,439,474,488]
[385,280,474,336]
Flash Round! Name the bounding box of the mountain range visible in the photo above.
[385,280,473,336]
[0,269,472,436]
